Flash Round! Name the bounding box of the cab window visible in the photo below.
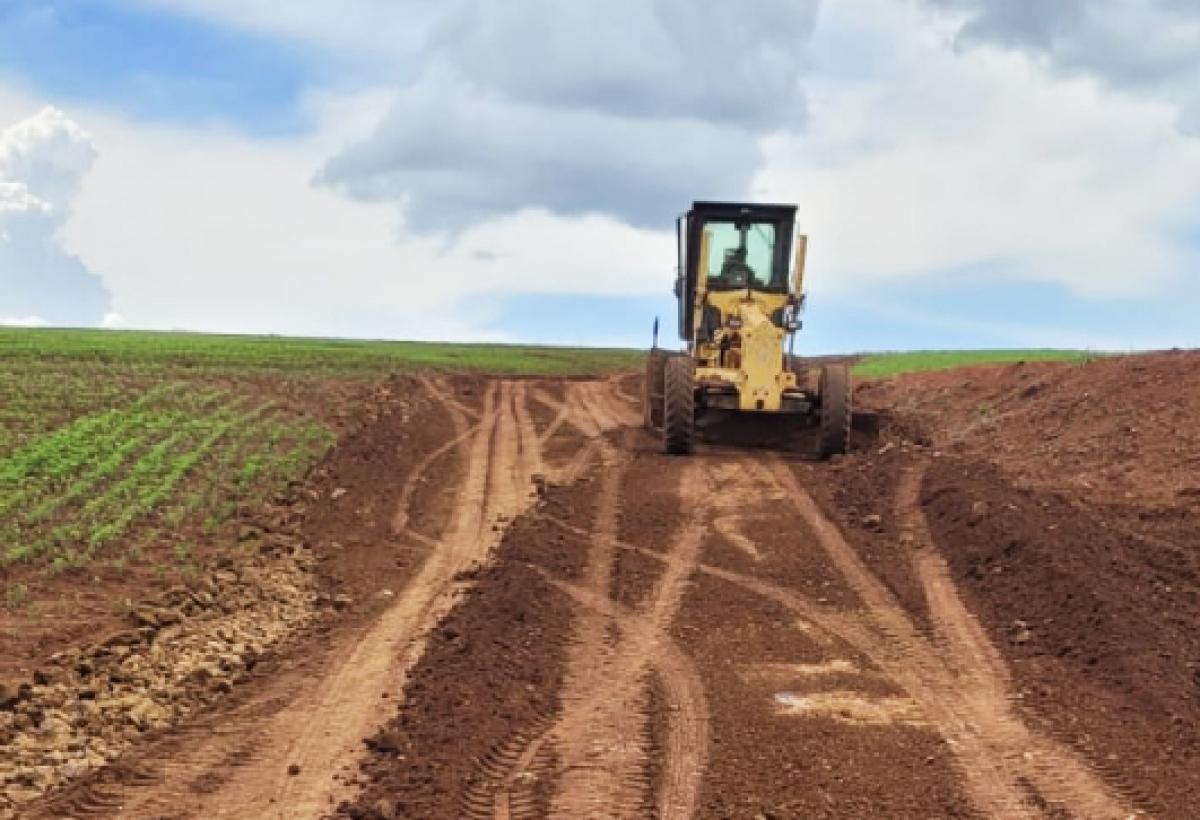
[703,220,781,290]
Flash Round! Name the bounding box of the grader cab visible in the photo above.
[644,201,851,457]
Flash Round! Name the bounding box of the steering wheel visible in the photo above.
[723,261,752,287]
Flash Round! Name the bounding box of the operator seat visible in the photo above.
[719,248,755,288]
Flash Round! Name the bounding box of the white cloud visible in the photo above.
[755,0,1200,300]
[101,312,127,329]
[0,106,97,206]
[60,91,675,341]
[319,0,818,232]
[3,0,1195,349]
[924,0,1200,136]
[0,315,49,327]
[0,107,112,326]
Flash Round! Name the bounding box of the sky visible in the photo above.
[1,0,1199,352]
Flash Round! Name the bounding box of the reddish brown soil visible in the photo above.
[610,435,676,608]
[305,376,462,623]
[18,351,1200,820]
[922,458,1200,819]
[838,350,1200,819]
[806,449,936,633]
[334,479,596,820]
[674,571,975,820]
[857,351,1200,507]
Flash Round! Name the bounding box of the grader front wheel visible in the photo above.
[644,350,667,431]
[817,363,852,459]
[663,355,695,455]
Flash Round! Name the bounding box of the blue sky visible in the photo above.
[1,0,1198,352]
[489,278,1197,354]
[0,0,314,134]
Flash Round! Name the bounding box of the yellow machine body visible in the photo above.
[690,227,807,413]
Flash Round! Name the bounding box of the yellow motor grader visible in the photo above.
[644,201,851,457]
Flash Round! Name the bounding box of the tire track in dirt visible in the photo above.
[769,459,1144,820]
[59,381,544,820]
[539,380,635,485]
[896,464,1144,820]
[512,382,545,483]
[464,712,558,820]
[545,460,710,820]
[544,438,642,819]
[610,374,642,409]
[706,460,782,562]
[456,439,629,820]
[767,459,1043,818]
[712,515,762,560]
[585,379,642,429]
[531,383,603,485]
[477,383,707,820]
[541,572,709,820]
[530,388,574,447]
[418,374,480,421]
[533,452,1140,820]
[251,383,511,820]
[531,511,877,660]
[463,379,638,819]
[390,381,483,543]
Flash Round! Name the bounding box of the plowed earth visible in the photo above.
[18,351,1200,820]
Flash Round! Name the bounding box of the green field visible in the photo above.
[0,328,644,377]
[852,349,1098,377]
[0,374,334,578]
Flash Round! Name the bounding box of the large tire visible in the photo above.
[663,355,695,455]
[644,350,667,431]
[817,363,851,459]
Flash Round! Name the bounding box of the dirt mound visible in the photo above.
[858,350,1200,506]
[837,352,1200,818]
[921,457,1200,819]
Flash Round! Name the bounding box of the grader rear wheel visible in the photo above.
[663,355,695,455]
[817,363,851,459]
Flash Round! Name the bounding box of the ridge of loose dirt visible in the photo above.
[334,377,640,820]
[545,456,709,820]
[920,456,1199,819]
[857,350,1200,508]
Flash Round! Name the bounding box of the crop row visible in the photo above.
[0,396,336,573]
[0,398,253,567]
[0,378,200,460]
[130,410,335,566]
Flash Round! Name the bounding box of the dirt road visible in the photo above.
[25,359,1200,820]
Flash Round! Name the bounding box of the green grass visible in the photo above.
[852,349,1100,378]
[0,327,643,377]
